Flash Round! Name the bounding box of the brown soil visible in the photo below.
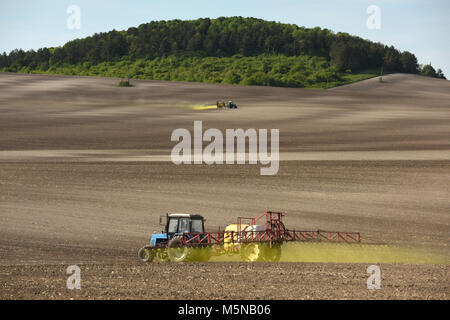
[0,72,449,299]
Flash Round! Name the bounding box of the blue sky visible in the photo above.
[0,0,449,76]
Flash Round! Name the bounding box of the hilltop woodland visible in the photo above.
[0,17,446,88]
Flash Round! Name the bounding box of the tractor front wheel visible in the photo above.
[138,247,154,262]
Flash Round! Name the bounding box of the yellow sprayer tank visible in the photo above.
[223,223,247,251]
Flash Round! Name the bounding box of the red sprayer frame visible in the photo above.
[180,211,360,250]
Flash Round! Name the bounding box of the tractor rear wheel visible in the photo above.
[167,236,194,262]
[240,243,264,262]
[138,247,154,262]
[263,244,282,262]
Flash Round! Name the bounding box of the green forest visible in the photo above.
[0,17,446,88]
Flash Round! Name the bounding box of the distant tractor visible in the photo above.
[138,211,361,263]
[216,100,238,109]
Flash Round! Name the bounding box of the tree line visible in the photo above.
[0,17,445,80]
[36,54,369,89]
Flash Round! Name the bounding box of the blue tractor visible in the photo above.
[138,213,212,262]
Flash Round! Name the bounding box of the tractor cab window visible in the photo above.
[168,218,178,233]
[178,218,190,233]
[191,219,204,233]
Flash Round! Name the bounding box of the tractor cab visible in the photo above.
[164,213,205,239]
[226,101,238,109]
